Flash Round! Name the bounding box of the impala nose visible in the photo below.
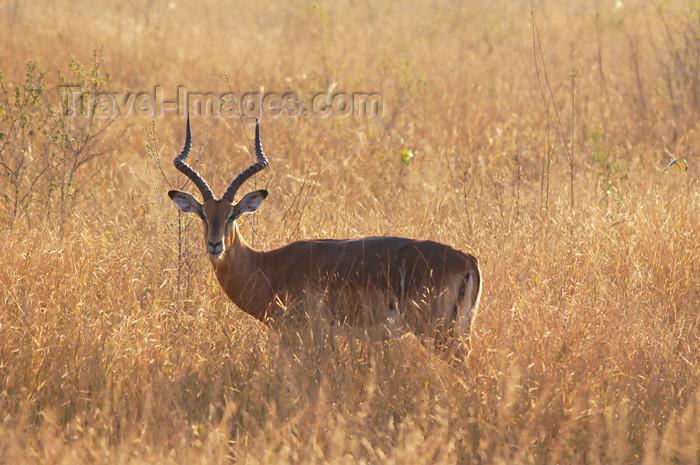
[207,240,223,255]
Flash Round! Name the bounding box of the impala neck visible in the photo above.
[208,222,269,321]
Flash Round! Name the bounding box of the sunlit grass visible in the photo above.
[1,0,698,463]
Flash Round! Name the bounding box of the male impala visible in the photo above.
[168,118,481,345]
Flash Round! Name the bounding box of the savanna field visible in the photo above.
[1,0,699,463]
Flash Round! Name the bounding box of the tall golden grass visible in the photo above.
[1,0,698,463]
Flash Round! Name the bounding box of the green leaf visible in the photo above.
[661,158,688,176]
[400,148,414,165]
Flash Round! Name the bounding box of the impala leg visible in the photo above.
[329,301,405,342]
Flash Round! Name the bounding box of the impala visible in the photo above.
[168,118,482,345]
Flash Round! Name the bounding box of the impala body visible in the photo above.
[169,118,481,343]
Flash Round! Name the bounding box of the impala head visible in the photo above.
[168,117,269,259]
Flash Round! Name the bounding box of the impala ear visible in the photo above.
[168,190,203,215]
[232,190,268,219]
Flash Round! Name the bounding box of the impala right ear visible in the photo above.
[168,190,203,215]
[232,189,268,219]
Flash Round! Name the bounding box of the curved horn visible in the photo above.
[221,119,269,202]
[173,116,214,201]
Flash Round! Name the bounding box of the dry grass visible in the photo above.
[1,0,699,463]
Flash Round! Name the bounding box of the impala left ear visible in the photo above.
[168,190,203,215]
[232,189,268,219]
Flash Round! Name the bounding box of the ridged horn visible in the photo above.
[173,116,214,202]
[221,119,269,203]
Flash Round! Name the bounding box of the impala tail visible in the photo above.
[456,262,481,338]
[466,268,481,316]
